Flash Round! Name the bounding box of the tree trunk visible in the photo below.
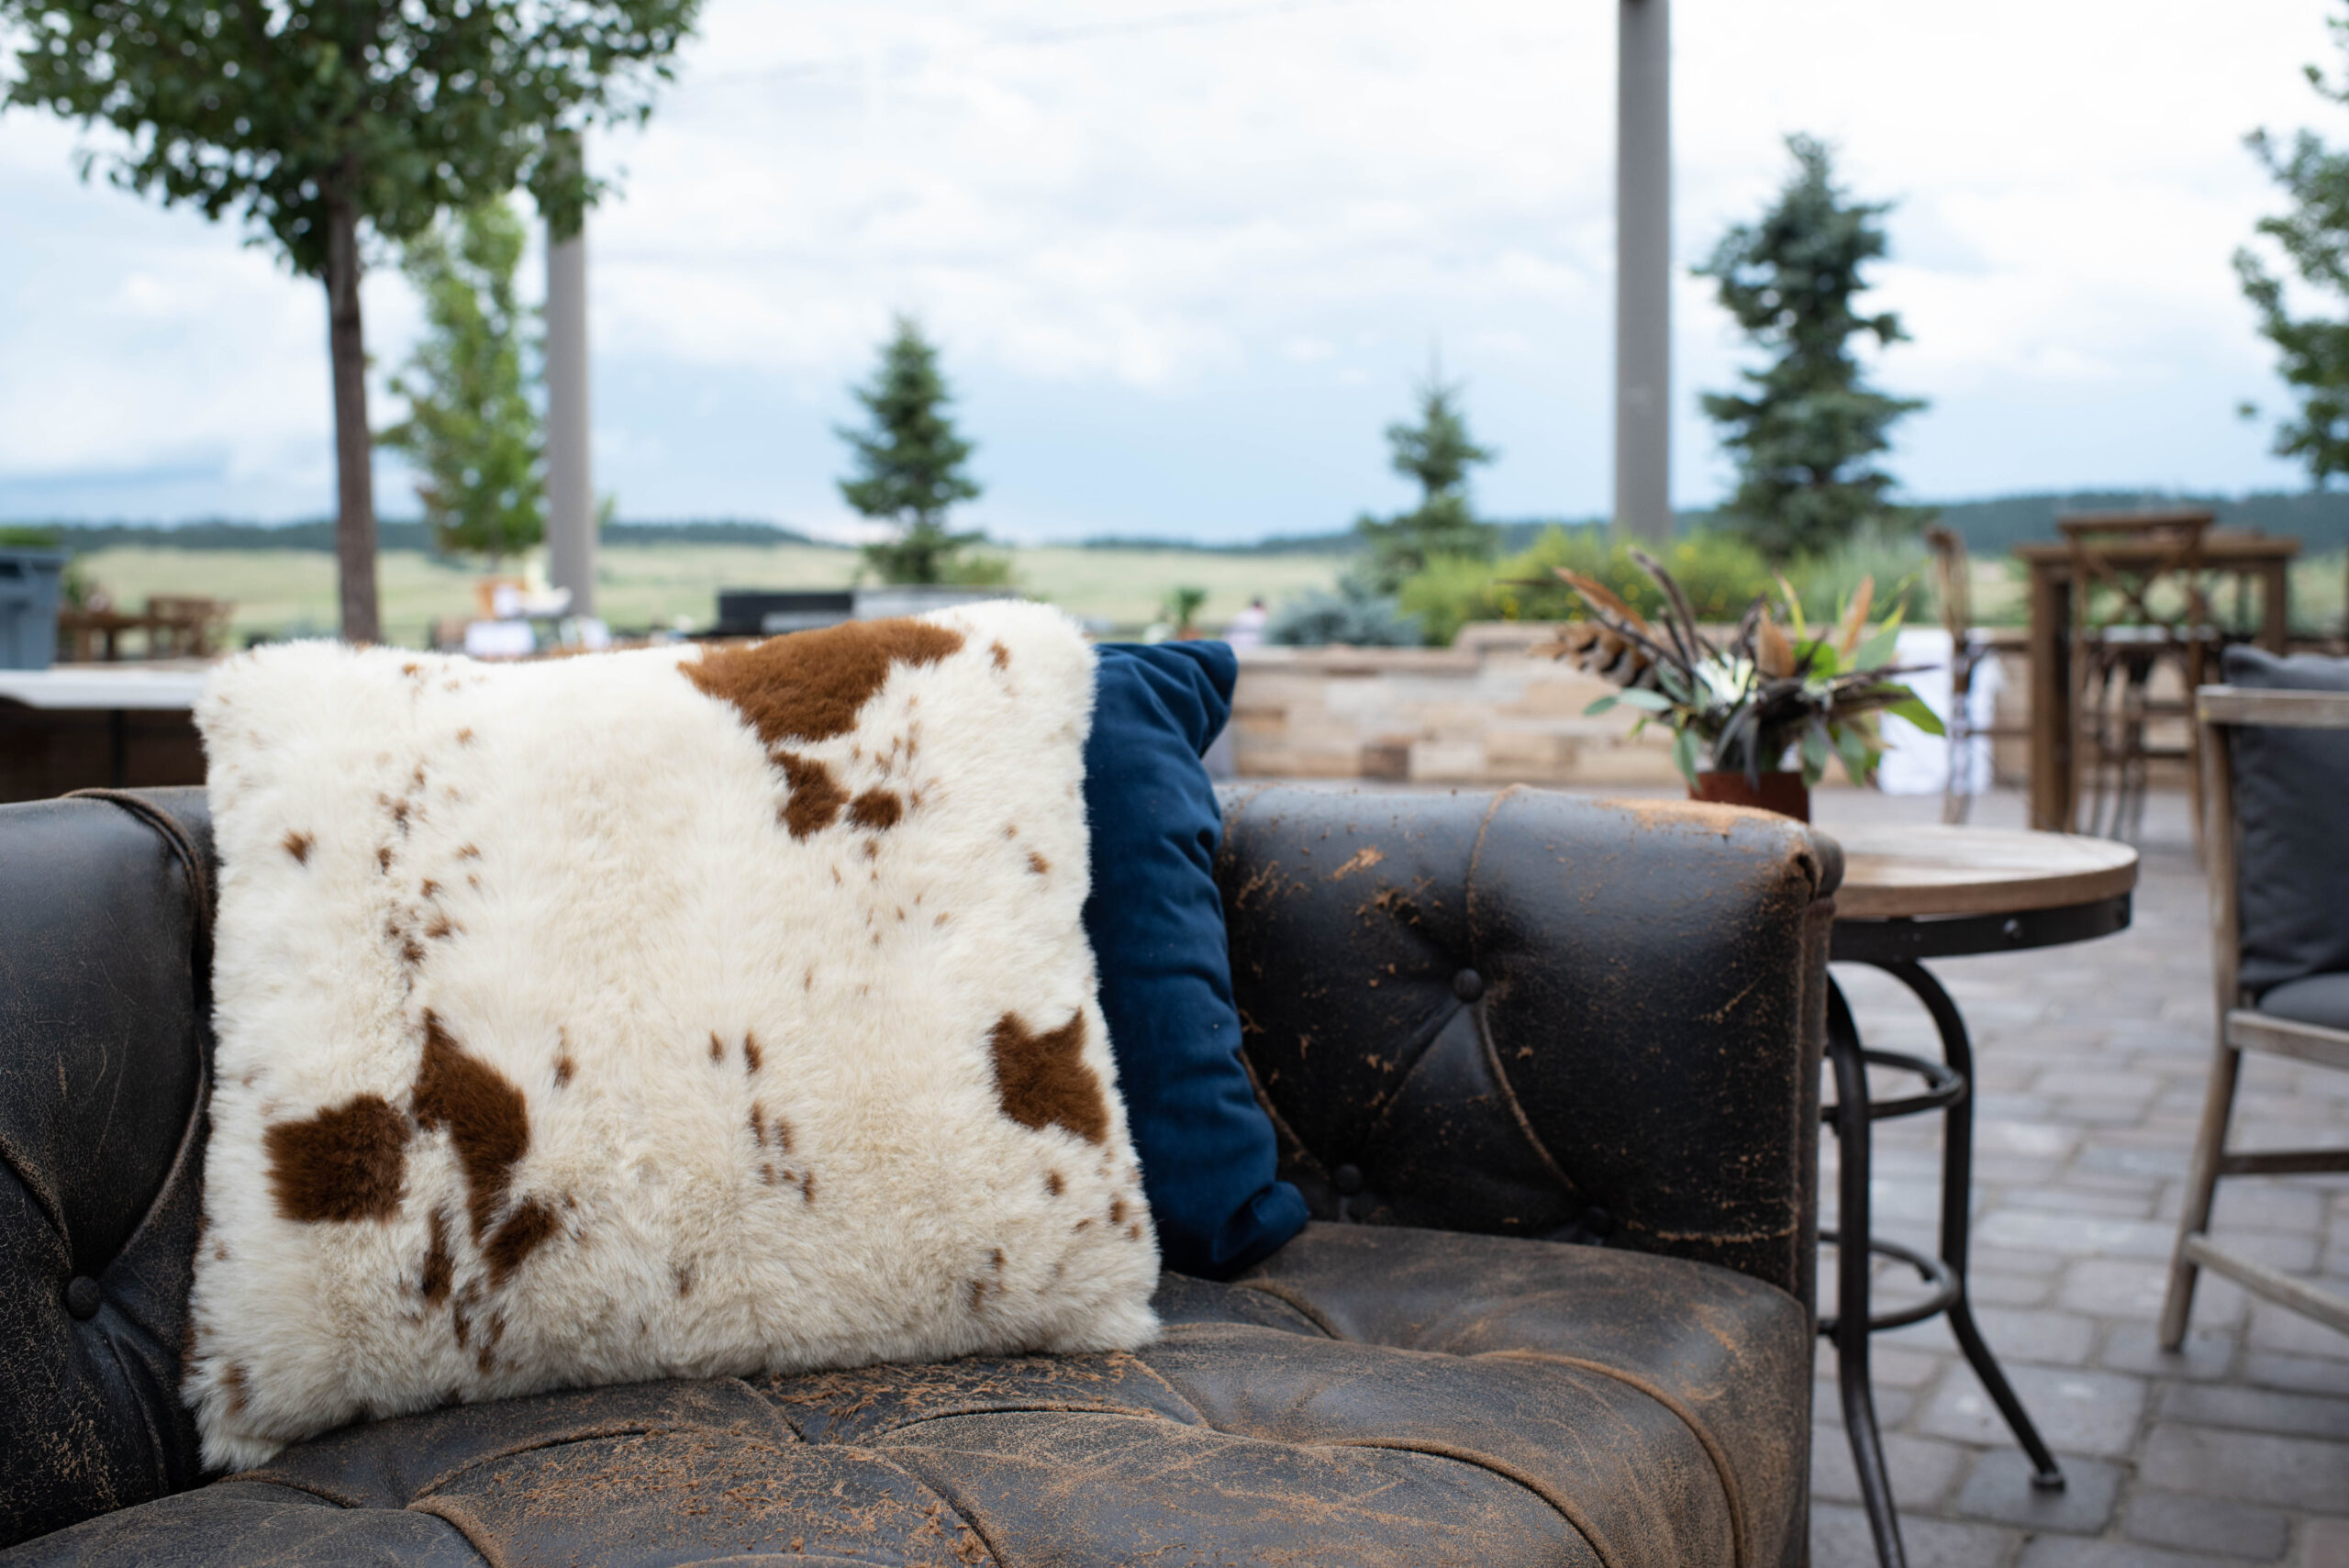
[326,193,381,644]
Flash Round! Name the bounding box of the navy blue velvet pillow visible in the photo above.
[1085,642,1308,1278]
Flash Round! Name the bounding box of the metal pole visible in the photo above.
[1615,0,1671,541]
[545,205,595,619]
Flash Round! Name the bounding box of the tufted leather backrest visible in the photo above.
[0,788,215,1547]
[1216,784,1838,1302]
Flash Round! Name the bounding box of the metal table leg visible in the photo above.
[1822,981,1907,1568]
[1876,958,2066,1492]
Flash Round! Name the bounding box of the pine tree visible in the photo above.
[1355,367,1497,590]
[382,201,543,565]
[837,317,986,585]
[2236,30,2349,487]
[1697,136,1929,563]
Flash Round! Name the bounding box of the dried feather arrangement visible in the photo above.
[1536,548,1944,786]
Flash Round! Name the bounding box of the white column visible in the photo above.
[545,215,595,617]
[1615,0,1672,541]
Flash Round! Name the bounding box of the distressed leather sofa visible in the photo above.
[1,783,1835,1567]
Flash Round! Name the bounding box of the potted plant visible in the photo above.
[1541,549,1943,821]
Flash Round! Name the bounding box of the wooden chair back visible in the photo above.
[1922,524,1971,656]
[144,595,236,658]
[2055,508,2214,636]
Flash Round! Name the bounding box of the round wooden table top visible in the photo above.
[1831,827,2139,921]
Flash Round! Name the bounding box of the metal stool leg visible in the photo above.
[1824,980,1908,1567]
[1883,960,2066,1490]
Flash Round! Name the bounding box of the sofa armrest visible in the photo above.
[0,787,217,1550]
[1216,784,1836,1306]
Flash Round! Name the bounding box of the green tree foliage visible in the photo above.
[0,0,701,640]
[1355,368,1498,590]
[1696,136,1929,563]
[838,317,987,585]
[2237,33,2349,487]
[381,201,542,564]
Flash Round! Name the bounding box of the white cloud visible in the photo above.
[0,0,2339,531]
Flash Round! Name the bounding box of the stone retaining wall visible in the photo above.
[1231,622,2037,787]
[1231,623,1683,784]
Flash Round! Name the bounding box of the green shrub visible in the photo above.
[1405,527,1772,639]
[1398,523,1952,646]
[1785,523,1933,627]
[1396,553,1497,647]
[1265,573,1422,647]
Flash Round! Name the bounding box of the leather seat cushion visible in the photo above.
[5,1224,1809,1568]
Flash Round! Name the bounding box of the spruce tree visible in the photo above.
[1697,136,1928,563]
[381,201,543,566]
[837,317,986,585]
[1355,367,1497,590]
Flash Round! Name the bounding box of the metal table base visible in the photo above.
[1822,894,2131,1568]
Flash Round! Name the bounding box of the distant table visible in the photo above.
[0,667,206,792]
[1821,826,2139,1568]
[0,667,208,713]
[2014,533,2298,831]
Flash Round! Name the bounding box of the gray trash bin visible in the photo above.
[0,549,66,671]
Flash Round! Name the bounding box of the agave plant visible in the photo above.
[1540,548,1943,786]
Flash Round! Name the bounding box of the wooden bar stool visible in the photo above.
[2057,508,2216,843]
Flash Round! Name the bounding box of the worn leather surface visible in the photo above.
[1216,784,1836,1300]
[0,784,1832,1565]
[10,1227,1810,1567]
[0,789,215,1550]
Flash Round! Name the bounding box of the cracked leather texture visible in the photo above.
[1,784,1832,1567]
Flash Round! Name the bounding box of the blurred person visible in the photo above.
[1224,596,1268,650]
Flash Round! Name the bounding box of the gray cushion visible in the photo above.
[2221,646,2349,996]
[2257,973,2349,1032]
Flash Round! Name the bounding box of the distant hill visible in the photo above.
[11,492,2346,556]
[1486,492,2349,556]
[1914,490,2349,553]
[2,517,818,554]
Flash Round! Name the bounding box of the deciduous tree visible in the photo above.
[2,0,699,639]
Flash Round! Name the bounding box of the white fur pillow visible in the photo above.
[184,602,1158,1469]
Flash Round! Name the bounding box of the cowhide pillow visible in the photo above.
[185,603,1158,1469]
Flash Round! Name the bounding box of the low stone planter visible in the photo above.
[1231,623,1682,786]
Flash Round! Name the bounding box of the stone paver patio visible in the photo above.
[1802,786,2349,1567]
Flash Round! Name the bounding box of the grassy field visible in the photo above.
[66,540,2346,648]
[70,544,1351,648]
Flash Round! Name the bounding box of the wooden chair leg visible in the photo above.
[2161,1034,2245,1350]
[2183,648,2208,864]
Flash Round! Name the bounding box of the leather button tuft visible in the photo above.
[64,1276,102,1320]
[1331,1163,1364,1195]
[1453,968,1485,1002]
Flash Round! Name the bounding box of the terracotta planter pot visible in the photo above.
[1690,770,1811,822]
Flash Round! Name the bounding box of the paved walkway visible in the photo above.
[1803,787,2349,1567]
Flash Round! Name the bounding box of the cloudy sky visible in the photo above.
[0,0,2340,541]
